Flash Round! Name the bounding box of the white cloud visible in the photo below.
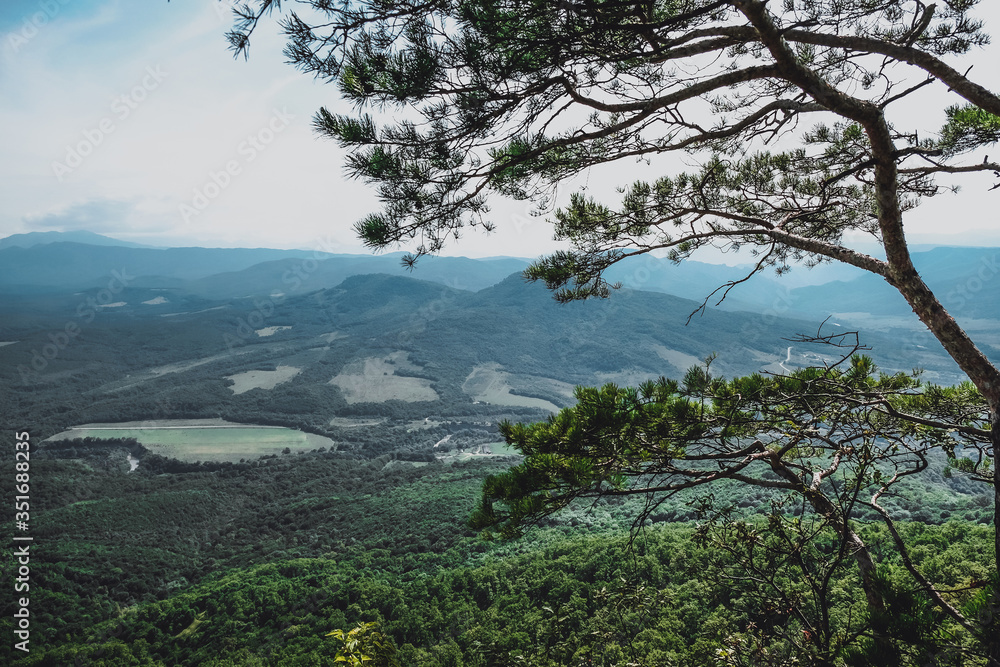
[2,1,1000,260]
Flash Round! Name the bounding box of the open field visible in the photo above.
[330,352,438,404]
[651,344,702,374]
[462,363,560,412]
[46,419,336,462]
[318,331,347,343]
[226,365,301,394]
[255,326,292,337]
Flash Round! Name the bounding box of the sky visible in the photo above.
[2,0,1000,259]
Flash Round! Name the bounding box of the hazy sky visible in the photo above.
[2,1,1000,258]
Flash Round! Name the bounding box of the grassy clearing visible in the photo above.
[225,365,301,394]
[330,353,438,404]
[462,363,559,412]
[484,441,520,456]
[255,326,292,337]
[651,345,701,374]
[47,419,336,463]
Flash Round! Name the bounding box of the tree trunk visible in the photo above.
[767,458,886,613]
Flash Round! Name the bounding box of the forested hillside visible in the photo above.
[1,269,981,448]
[1,263,996,665]
[3,433,995,666]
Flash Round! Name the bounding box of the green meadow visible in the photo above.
[48,420,336,462]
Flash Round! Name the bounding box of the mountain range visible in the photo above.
[1,232,996,414]
[2,230,992,456]
[4,231,997,322]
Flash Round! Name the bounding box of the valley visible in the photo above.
[1,235,997,666]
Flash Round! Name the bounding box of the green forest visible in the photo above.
[2,435,996,666]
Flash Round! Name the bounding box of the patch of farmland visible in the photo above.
[225,365,301,394]
[651,345,702,374]
[330,352,438,404]
[462,363,559,412]
[255,326,292,337]
[46,419,336,463]
[318,332,347,343]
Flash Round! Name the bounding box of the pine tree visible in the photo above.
[229,2,1000,661]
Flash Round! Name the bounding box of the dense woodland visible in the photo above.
[1,435,996,666]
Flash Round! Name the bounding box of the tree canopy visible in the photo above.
[229,1,1000,663]
[227,0,1000,412]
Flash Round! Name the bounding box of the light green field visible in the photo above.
[48,419,336,463]
[485,441,521,456]
[254,326,292,337]
[651,344,702,374]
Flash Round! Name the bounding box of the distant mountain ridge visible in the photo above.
[2,230,998,331]
[0,242,337,287]
[0,230,156,249]
[786,246,1000,320]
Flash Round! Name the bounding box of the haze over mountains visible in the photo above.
[0,230,157,250]
[2,229,997,433]
[2,230,997,322]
